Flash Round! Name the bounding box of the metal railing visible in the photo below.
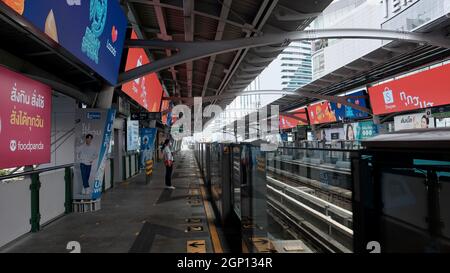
[0,164,74,233]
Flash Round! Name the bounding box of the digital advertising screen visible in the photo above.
[279,108,308,130]
[122,31,164,112]
[1,0,128,85]
[330,90,369,121]
[369,63,450,115]
[308,102,337,125]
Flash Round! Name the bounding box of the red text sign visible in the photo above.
[369,63,450,115]
[0,66,52,169]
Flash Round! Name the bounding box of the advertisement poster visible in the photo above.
[126,118,139,151]
[308,102,336,125]
[279,109,308,130]
[74,108,116,200]
[122,31,164,112]
[344,121,378,141]
[394,112,435,131]
[0,66,52,169]
[330,102,345,121]
[369,63,450,115]
[1,0,128,84]
[330,90,369,121]
[140,128,157,169]
[324,128,345,141]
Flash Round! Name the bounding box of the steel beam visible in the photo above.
[127,0,259,34]
[119,28,450,86]
[153,0,177,85]
[201,0,232,97]
[183,0,194,97]
[274,4,321,21]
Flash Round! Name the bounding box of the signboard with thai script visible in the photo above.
[1,0,128,84]
[0,66,52,169]
[369,63,450,115]
[394,112,435,131]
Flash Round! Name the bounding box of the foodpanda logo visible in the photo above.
[10,140,17,152]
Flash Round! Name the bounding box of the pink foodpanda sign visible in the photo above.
[0,66,52,169]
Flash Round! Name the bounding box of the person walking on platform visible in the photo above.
[163,139,175,189]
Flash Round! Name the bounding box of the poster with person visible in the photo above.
[394,112,435,131]
[74,108,116,200]
[344,121,379,141]
[140,128,157,169]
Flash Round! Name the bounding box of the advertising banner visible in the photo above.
[279,109,308,130]
[126,118,139,151]
[394,112,435,131]
[368,63,450,115]
[140,128,157,169]
[122,31,164,112]
[330,90,369,121]
[344,121,378,141]
[308,102,336,125]
[0,66,52,169]
[74,108,116,200]
[330,102,345,122]
[1,0,128,85]
[324,128,345,141]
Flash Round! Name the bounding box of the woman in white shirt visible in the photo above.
[162,139,175,189]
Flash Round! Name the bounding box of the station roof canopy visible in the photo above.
[272,15,450,113]
[125,0,333,109]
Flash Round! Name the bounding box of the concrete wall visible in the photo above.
[312,1,384,80]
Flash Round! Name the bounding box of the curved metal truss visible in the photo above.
[118,28,450,86]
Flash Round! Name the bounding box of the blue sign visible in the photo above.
[330,102,345,121]
[280,133,288,141]
[330,90,369,120]
[140,128,157,169]
[87,112,101,120]
[17,0,127,84]
[92,108,116,199]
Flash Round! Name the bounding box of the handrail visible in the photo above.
[0,164,74,181]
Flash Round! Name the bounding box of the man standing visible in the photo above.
[76,134,97,195]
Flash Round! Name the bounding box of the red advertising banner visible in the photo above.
[369,63,450,115]
[122,31,163,112]
[307,102,336,125]
[161,98,170,125]
[279,109,308,129]
[0,66,52,169]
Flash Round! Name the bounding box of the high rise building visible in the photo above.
[280,41,313,91]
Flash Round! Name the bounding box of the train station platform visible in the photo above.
[0,151,224,253]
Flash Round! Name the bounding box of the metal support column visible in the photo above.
[30,173,41,232]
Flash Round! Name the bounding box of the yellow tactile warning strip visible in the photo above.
[199,178,223,253]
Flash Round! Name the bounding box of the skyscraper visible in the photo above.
[280,41,313,91]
